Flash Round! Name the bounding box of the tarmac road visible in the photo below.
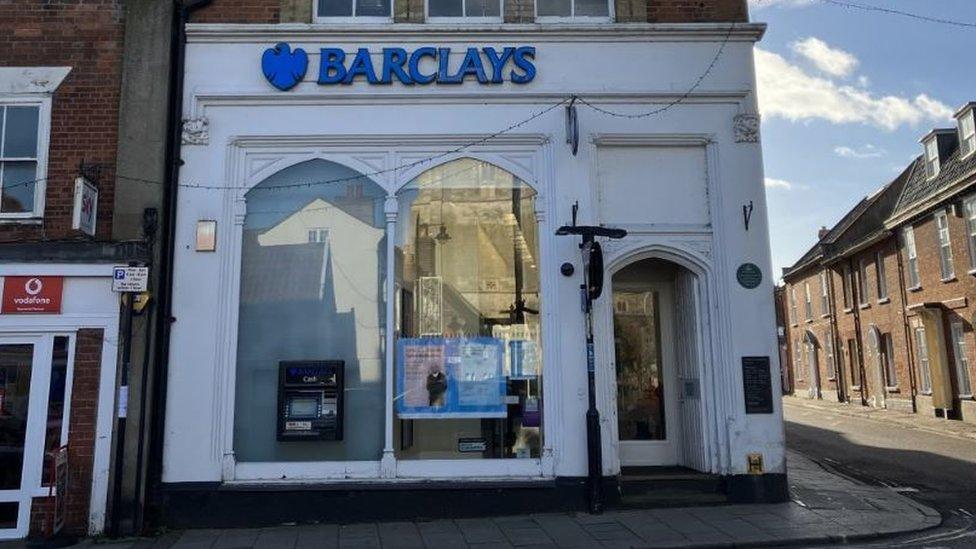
[784,400,976,548]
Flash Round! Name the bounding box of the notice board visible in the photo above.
[742,356,774,414]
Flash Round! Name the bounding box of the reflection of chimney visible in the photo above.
[818,226,829,240]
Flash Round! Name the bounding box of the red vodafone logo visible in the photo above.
[1,276,63,314]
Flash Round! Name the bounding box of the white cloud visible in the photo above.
[749,0,815,7]
[834,144,886,159]
[765,177,798,190]
[791,37,858,78]
[755,47,955,131]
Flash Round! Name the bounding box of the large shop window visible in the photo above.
[393,159,543,460]
[316,0,391,18]
[235,159,387,462]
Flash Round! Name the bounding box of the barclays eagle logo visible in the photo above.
[261,42,308,91]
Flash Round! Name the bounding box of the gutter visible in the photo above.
[146,0,212,525]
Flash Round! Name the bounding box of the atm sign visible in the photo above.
[2,276,64,314]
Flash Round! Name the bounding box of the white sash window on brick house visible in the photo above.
[964,196,976,272]
[0,103,45,218]
[819,270,829,315]
[824,329,836,379]
[959,109,975,158]
[875,251,888,301]
[950,322,973,397]
[857,258,870,305]
[914,327,932,393]
[902,225,920,288]
[935,209,954,280]
[804,281,813,321]
[789,287,798,324]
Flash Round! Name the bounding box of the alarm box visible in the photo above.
[277,360,344,441]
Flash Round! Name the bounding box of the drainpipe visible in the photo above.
[848,258,868,406]
[824,264,845,402]
[894,234,919,413]
[146,0,212,524]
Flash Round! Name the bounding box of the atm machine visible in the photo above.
[277,360,344,441]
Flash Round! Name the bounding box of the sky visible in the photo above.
[748,0,976,280]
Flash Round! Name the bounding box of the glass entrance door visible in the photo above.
[612,278,680,467]
[0,336,52,539]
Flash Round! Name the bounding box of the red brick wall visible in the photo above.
[902,206,976,413]
[0,1,124,244]
[193,0,748,23]
[783,266,835,398]
[29,329,104,537]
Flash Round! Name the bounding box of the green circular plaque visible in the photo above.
[736,263,762,289]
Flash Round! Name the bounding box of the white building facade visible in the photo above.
[161,14,784,525]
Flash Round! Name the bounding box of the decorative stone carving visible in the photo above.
[733,114,761,143]
[182,116,209,145]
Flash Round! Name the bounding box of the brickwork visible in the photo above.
[783,266,836,400]
[195,0,748,23]
[0,1,124,244]
[901,207,976,420]
[29,329,104,537]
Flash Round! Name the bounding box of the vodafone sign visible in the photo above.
[1,276,64,314]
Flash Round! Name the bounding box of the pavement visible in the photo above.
[18,449,940,549]
[784,397,976,548]
[783,395,976,442]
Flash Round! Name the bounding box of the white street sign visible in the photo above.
[112,266,149,293]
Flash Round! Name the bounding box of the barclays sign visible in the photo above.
[261,43,536,91]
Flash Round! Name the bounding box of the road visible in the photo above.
[785,400,976,548]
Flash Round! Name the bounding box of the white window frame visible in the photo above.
[824,330,836,380]
[848,338,861,388]
[902,225,920,289]
[0,96,51,221]
[819,270,830,316]
[959,109,976,159]
[534,0,613,22]
[882,332,897,388]
[313,0,394,23]
[950,322,973,398]
[935,209,955,281]
[789,287,798,325]
[426,0,504,22]
[803,281,813,321]
[793,339,804,382]
[964,195,976,273]
[857,258,870,306]
[842,265,853,309]
[875,251,888,302]
[915,327,932,394]
[924,137,940,179]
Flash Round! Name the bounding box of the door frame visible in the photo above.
[0,334,54,540]
[609,280,682,468]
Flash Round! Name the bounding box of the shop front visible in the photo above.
[162,22,784,525]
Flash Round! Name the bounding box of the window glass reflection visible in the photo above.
[234,159,386,462]
[393,159,543,460]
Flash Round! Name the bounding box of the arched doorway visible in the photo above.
[607,257,708,471]
[803,330,821,399]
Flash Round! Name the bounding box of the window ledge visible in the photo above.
[941,276,957,283]
[851,385,861,390]
[885,386,900,393]
[878,297,890,304]
[919,390,933,396]
[959,394,975,400]
[908,285,922,292]
[968,268,976,276]
[827,376,836,382]
[805,319,813,324]
[0,216,42,225]
[859,303,871,310]
[821,313,831,319]
[844,307,853,314]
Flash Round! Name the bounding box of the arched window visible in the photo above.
[392,158,543,460]
[234,159,387,462]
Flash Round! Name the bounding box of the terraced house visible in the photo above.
[783,101,976,426]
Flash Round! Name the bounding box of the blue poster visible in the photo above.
[396,337,506,419]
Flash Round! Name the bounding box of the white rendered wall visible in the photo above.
[164,23,783,483]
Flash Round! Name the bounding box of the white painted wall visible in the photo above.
[164,22,783,484]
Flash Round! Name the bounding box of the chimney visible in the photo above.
[818,226,829,240]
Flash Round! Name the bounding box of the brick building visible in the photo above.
[0,0,162,541]
[782,102,976,425]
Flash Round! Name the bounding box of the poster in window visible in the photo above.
[396,337,506,418]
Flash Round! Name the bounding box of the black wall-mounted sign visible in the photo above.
[736,263,763,289]
[742,356,773,414]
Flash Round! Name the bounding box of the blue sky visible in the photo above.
[748,0,976,279]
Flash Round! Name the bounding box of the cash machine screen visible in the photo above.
[277,360,344,441]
